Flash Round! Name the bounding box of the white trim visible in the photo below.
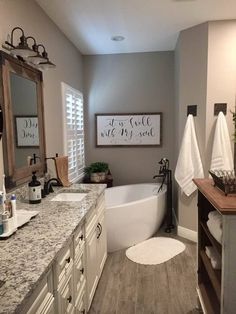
[196,287,206,314]
[61,82,67,155]
[61,82,85,183]
[177,225,197,242]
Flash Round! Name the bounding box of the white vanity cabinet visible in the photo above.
[85,193,107,311]
[25,269,55,314]
[11,189,107,314]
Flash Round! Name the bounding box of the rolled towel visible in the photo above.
[206,219,222,244]
[205,246,221,270]
[208,211,222,228]
[211,259,221,270]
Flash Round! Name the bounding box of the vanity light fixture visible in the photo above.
[26,37,47,65]
[4,27,37,58]
[37,45,56,70]
[2,27,56,70]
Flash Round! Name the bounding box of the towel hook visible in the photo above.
[187,105,197,117]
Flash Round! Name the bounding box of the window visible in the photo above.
[61,82,85,182]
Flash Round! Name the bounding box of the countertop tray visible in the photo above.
[0,210,39,238]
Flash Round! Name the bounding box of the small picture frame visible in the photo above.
[15,116,39,147]
[96,113,162,147]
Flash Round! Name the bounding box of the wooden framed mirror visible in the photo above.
[0,50,46,190]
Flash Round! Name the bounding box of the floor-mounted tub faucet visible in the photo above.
[153,157,174,233]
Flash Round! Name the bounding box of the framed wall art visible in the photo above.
[96,112,162,147]
[15,116,39,147]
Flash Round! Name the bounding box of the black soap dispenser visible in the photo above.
[28,171,42,204]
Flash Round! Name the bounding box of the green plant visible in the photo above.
[85,162,109,175]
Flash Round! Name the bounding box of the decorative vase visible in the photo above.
[90,172,106,182]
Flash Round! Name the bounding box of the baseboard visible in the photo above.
[177,225,197,242]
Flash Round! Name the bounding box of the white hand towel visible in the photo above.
[175,115,204,196]
[208,210,222,228]
[205,246,221,270]
[210,111,233,171]
[206,219,222,244]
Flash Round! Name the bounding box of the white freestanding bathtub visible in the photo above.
[105,183,167,252]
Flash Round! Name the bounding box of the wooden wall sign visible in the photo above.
[96,113,162,147]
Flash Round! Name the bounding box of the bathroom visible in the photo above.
[0,0,236,313]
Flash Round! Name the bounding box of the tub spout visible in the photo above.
[153,174,164,179]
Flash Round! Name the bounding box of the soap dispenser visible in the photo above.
[28,171,41,204]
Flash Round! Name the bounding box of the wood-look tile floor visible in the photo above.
[89,233,200,314]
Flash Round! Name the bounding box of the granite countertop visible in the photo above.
[0,183,106,314]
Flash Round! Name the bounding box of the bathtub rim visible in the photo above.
[105,183,167,210]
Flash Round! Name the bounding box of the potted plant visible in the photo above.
[85,162,109,182]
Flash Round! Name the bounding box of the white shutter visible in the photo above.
[62,83,85,182]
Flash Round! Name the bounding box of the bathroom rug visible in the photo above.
[125,237,185,265]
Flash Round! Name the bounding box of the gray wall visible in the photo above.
[83,52,175,186]
[175,21,236,232]
[0,0,84,183]
[175,23,209,232]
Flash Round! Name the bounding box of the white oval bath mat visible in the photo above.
[125,237,186,265]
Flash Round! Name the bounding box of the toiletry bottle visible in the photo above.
[29,171,42,204]
[2,213,9,234]
[0,215,3,235]
[2,174,6,212]
[0,191,3,214]
[11,194,17,228]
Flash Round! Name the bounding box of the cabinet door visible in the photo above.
[97,212,107,277]
[43,299,55,314]
[75,295,86,314]
[74,253,86,307]
[26,269,55,314]
[86,224,99,310]
[58,274,75,314]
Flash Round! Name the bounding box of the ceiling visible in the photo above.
[36,0,236,55]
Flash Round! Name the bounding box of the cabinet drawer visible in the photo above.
[74,254,86,307]
[96,193,104,210]
[58,274,75,314]
[85,208,97,237]
[75,291,86,314]
[55,242,73,290]
[97,198,105,218]
[74,227,85,259]
[26,270,54,314]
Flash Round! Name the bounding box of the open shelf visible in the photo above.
[200,221,222,257]
[194,179,236,314]
[200,250,221,301]
[198,282,220,314]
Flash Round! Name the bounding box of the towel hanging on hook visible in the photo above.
[210,111,233,171]
[175,114,204,196]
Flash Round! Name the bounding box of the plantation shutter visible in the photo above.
[62,83,85,182]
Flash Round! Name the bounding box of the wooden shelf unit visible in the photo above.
[194,179,236,314]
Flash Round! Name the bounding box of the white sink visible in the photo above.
[51,193,87,202]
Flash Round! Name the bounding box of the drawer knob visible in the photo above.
[67,295,72,303]
[79,234,84,241]
[80,267,84,274]
[66,256,71,263]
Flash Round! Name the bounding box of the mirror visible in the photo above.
[0,51,46,189]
